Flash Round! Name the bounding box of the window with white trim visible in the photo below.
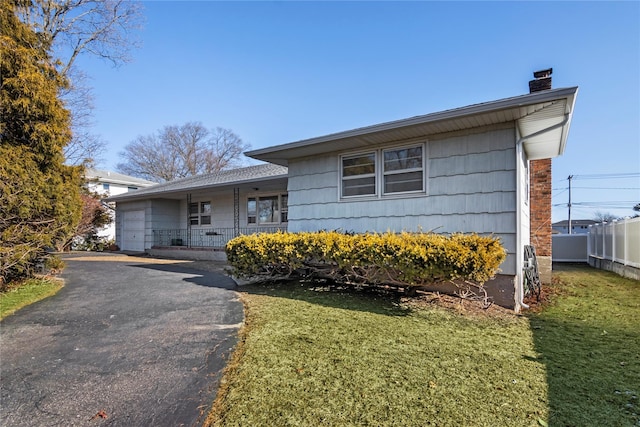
[383,146,424,193]
[247,194,288,225]
[189,201,212,226]
[341,144,425,198]
[342,153,376,197]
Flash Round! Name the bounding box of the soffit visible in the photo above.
[248,87,578,165]
[518,99,573,160]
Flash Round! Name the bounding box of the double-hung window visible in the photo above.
[189,201,212,225]
[342,153,376,197]
[341,144,425,198]
[383,146,424,193]
[247,194,288,225]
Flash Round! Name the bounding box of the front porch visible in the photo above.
[150,226,287,261]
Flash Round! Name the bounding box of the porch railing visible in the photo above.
[153,227,287,249]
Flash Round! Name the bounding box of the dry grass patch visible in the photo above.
[65,253,193,264]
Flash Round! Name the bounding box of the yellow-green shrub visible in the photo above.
[226,231,506,288]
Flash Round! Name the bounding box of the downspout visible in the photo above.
[515,114,569,310]
[515,132,528,311]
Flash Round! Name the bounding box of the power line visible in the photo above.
[553,201,637,208]
[553,172,640,185]
[572,201,637,205]
[573,173,640,180]
[552,188,568,199]
[553,187,639,191]
[571,186,640,190]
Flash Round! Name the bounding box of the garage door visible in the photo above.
[122,210,145,252]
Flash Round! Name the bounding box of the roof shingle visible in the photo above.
[105,163,288,202]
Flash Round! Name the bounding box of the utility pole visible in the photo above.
[568,175,573,234]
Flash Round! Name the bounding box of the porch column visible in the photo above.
[187,193,192,248]
[234,187,240,237]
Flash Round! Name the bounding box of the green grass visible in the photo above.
[0,277,63,320]
[529,264,640,426]
[208,283,548,426]
[208,266,640,426]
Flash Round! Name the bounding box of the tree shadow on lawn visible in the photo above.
[130,262,409,317]
[238,279,413,318]
[528,265,640,426]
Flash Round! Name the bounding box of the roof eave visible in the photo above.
[519,87,578,160]
[103,172,288,203]
[246,87,579,165]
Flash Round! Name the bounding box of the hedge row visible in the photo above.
[225,231,506,288]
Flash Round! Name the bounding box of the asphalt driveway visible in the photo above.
[0,253,243,426]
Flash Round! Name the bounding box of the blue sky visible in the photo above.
[76,1,640,222]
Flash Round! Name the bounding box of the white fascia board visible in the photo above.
[246,87,579,163]
[103,173,288,203]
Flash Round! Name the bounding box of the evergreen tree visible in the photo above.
[0,0,82,287]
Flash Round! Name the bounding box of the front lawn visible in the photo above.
[206,265,639,426]
[0,277,63,320]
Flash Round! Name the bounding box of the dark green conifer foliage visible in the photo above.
[1,0,82,287]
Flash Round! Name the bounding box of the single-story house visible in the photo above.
[107,70,578,310]
[105,163,289,254]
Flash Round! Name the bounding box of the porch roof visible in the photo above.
[246,87,578,166]
[86,168,157,187]
[104,163,288,202]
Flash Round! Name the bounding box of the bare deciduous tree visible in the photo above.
[17,0,144,166]
[117,122,251,182]
[205,127,251,171]
[593,211,618,223]
[60,68,106,166]
[17,0,144,76]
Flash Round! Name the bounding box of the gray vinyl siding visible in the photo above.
[178,193,237,228]
[176,187,288,229]
[150,200,181,230]
[287,125,518,275]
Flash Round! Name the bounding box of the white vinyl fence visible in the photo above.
[587,217,640,280]
[552,234,588,262]
[588,217,640,267]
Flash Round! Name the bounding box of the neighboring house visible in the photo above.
[106,70,578,311]
[85,169,157,240]
[552,219,598,235]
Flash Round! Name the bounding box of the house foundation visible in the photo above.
[148,246,227,262]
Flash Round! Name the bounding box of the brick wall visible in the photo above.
[530,158,552,283]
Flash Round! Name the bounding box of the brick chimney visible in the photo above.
[528,68,553,284]
[529,68,552,93]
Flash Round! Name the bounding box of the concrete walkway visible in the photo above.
[0,253,243,426]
